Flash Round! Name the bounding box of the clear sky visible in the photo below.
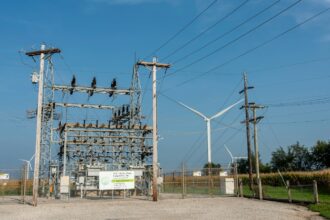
[0,0,330,171]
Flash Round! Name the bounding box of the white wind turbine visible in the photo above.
[179,99,243,164]
[224,144,247,169]
[224,144,247,195]
[19,154,35,179]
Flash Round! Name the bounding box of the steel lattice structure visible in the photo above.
[27,46,153,199]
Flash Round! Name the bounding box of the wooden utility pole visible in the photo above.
[239,73,254,189]
[26,45,61,206]
[249,103,264,200]
[136,58,170,202]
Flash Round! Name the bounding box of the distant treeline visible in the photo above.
[237,140,330,173]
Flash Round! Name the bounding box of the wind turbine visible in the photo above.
[179,99,243,164]
[224,144,247,169]
[224,144,247,196]
[19,154,35,179]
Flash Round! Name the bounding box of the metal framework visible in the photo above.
[27,45,153,201]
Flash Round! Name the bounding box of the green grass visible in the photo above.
[243,185,314,202]
[243,185,330,219]
[310,188,330,219]
[309,203,330,219]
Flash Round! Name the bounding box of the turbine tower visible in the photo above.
[179,99,243,163]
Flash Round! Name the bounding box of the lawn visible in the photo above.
[309,188,330,219]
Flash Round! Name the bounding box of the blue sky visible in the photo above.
[0,0,330,171]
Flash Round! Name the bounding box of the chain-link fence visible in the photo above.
[0,167,34,205]
[1,165,326,207]
[160,166,325,205]
[161,166,238,198]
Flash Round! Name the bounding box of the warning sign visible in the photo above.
[99,171,135,190]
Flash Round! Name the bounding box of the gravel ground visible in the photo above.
[0,195,324,220]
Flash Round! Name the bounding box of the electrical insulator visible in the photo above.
[31,72,39,84]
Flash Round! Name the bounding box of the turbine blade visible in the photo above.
[178,102,207,120]
[224,144,234,160]
[28,162,32,170]
[29,154,35,162]
[210,99,243,120]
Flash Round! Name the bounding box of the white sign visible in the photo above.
[99,171,135,190]
[0,173,9,180]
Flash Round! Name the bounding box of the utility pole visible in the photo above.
[136,57,170,202]
[249,103,265,200]
[239,73,254,190]
[26,45,61,206]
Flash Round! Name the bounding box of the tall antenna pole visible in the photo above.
[136,58,170,202]
[26,45,61,206]
[239,73,254,190]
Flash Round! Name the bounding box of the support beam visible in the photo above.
[52,85,132,95]
[51,102,115,110]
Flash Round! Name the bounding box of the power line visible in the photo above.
[162,0,250,61]
[143,0,218,59]
[163,6,330,91]
[264,118,330,125]
[169,0,303,75]
[172,0,280,64]
[255,74,330,88]
[265,96,330,107]
[248,57,330,74]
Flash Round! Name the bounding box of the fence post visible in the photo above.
[239,178,243,197]
[286,180,292,203]
[21,166,24,203]
[182,163,185,199]
[23,164,27,204]
[313,180,319,204]
[163,174,165,193]
[234,162,239,197]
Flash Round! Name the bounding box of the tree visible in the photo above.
[236,159,249,174]
[288,142,311,171]
[203,162,222,175]
[311,140,330,169]
[270,147,288,171]
[259,162,272,173]
[236,153,271,174]
[270,142,312,171]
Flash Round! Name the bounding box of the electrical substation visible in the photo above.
[26,45,155,202]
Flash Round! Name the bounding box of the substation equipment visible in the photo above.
[26,45,153,199]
